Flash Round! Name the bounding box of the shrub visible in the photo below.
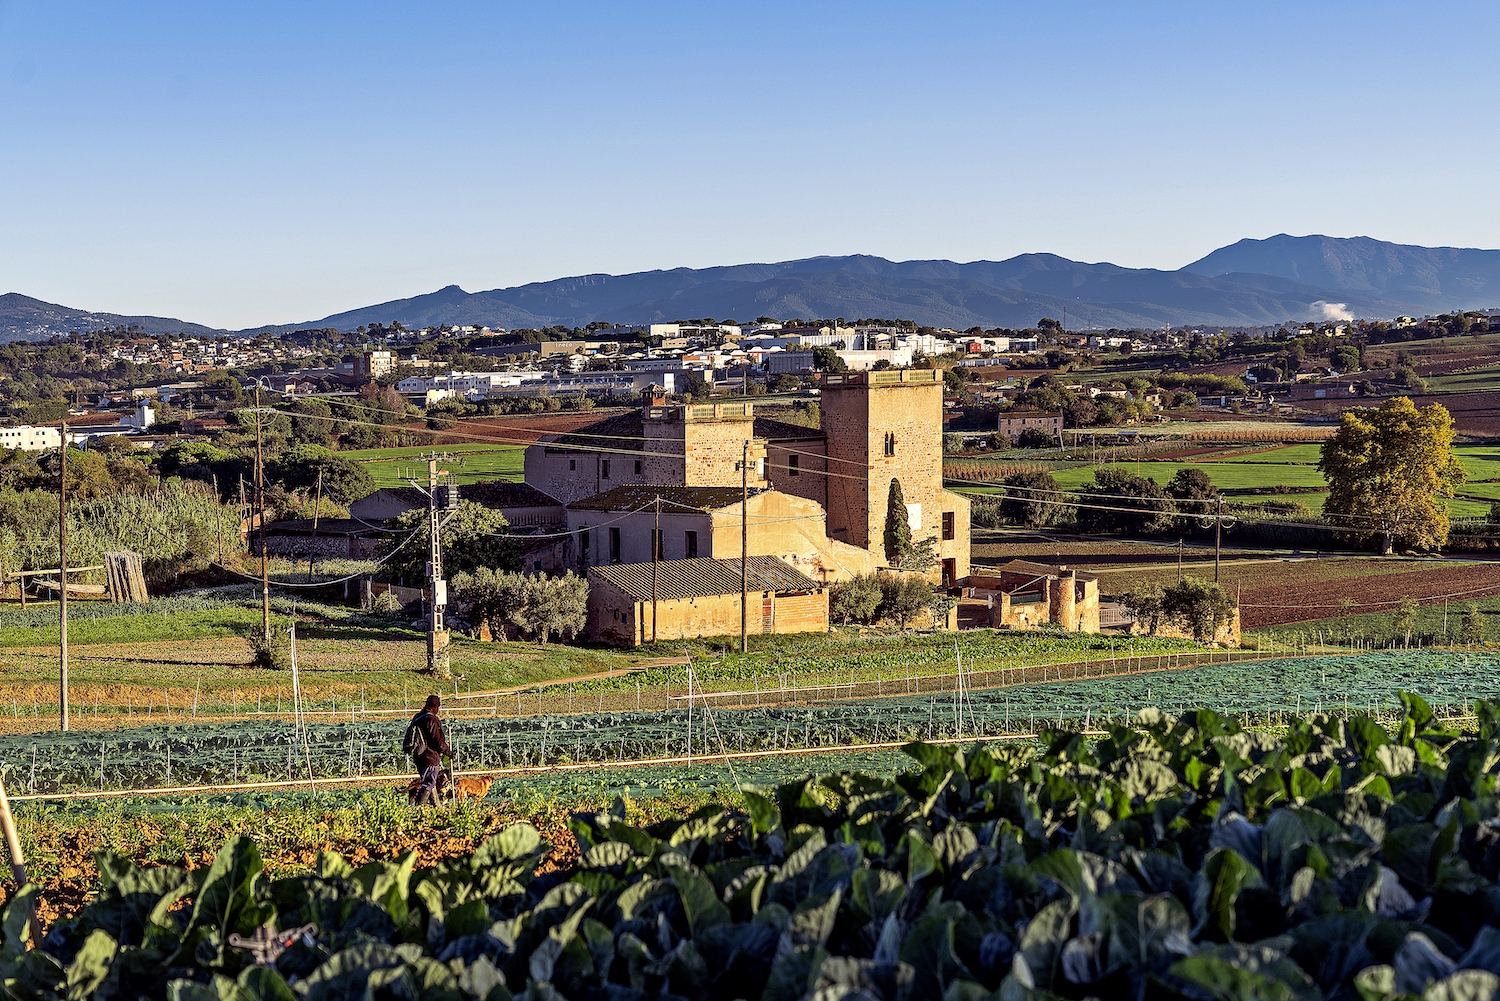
[1462,601,1487,646]
[246,623,293,669]
[370,589,405,615]
[829,573,882,625]
[1161,576,1233,642]
[877,571,932,630]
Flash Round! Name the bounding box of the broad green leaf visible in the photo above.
[661,858,730,934]
[474,824,543,866]
[851,868,907,924]
[65,929,117,1001]
[1192,847,1265,942]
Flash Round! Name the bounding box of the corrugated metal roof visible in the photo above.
[591,556,823,601]
[568,485,762,512]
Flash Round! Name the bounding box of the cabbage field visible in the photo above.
[14,693,1500,1001]
[7,651,1500,796]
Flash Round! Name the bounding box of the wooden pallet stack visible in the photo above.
[104,551,149,603]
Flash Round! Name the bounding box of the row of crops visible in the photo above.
[18,694,1500,1001]
[7,651,1500,795]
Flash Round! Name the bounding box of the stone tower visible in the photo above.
[819,370,969,583]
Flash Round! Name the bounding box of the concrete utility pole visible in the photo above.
[424,456,451,678]
[741,439,749,654]
[307,468,323,582]
[58,419,69,732]
[254,386,270,642]
[1214,493,1224,582]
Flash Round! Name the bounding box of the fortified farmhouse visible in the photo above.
[519,370,973,644]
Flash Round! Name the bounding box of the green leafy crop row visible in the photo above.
[12,692,1500,1000]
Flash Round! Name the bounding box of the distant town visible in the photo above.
[2,309,1495,451]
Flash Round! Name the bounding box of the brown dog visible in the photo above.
[450,775,495,801]
[404,771,494,805]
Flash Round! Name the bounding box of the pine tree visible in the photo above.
[883,478,911,566]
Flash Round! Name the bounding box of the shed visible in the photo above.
[587,555,828,646]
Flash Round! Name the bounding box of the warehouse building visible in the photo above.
[586,555,828,646]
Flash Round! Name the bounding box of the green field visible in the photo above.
[1424,363,1500,393]
[1046,458,1329,494]
[337,443,525,486]
[954,443,1500,517]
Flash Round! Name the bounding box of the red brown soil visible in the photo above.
[1299,392,1500,435]
[1238,561,1500,627]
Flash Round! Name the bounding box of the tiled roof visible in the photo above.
[540,411,644,448]
[374,481,561,509]
[591,556,822,601]
[567,484,762,512]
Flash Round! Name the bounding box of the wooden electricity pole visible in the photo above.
[254,386,270,642]
[652,494,660,643]
[741,439,749,654]
[59,419,69,732]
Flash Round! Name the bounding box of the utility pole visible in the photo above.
[307,468,323,582]
[741,439,749,654]
[212,474,223,566]
[425,456,451,678]
[652,495,660,643]
[1214,494,1224,582]
[1177,538,1183,583]
[254,386,270,642]
[58,419,69,732]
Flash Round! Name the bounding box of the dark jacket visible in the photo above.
[409,710,452,770]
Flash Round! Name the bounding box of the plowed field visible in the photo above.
[1237,560,1500,627]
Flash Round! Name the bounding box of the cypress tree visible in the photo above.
[883,478,911,565]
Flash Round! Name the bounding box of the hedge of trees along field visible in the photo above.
[15,693,1500,1000]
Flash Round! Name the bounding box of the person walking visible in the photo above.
[404,694,452,806]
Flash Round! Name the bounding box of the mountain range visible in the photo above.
[5,234,1499,342]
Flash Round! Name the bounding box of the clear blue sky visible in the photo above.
[2,1,1496,329]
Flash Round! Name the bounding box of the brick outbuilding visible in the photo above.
[587,556,828,646]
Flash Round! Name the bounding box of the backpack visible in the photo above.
[403,713,430,759]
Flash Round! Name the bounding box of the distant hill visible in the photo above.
[1183,234,1500,314]
[301,251,1408,333]
[0,292,223,343]
[6,235,1499,342]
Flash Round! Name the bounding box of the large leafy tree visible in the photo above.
[267,445,375,505]
[384,500,515,585]
[1075,467,1176,535]
[1319,397,1465,552]
[999,470,1064,528]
